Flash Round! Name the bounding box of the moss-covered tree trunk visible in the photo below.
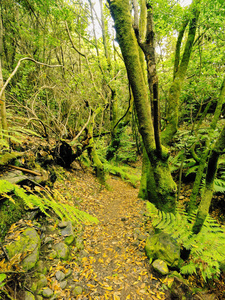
[87,107,107,186]
[108,0,177,212]
[0,12,7,134]
[161,0,201,145]
[188,76,225,215]
[192,125,225,234]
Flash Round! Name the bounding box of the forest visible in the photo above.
[0,0,225,299]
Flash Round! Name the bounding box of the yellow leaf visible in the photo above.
[126,295,131,299]
[140,283,145,289]
[103,286,113,291]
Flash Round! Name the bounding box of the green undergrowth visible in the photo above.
[104,162,140,187]
[146,202,225,282]
[0,193,25,239]
[0,179,98,240]
[80,151,140,187]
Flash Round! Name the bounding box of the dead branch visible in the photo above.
[8,165,41,176]
[0,57,63,101]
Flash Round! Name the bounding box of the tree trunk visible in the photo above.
[0,12,7,134]
[161,0,201,145]
[192,125,225,234]
[108,0,177,212]
[87,107,107,186]
[188,75,225,215]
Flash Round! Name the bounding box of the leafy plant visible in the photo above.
[104,163,140,187]
[0,180,98,225]
[0,274,6,288]
[146,202,225,281]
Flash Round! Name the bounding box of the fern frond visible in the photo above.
[146,201,225,281]
[0,180,98,225]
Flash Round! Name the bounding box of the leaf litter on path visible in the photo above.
[54,169,167,299]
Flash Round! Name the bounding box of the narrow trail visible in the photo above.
[64,170,167,300]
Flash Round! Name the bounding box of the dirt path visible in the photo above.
[65,170,167,300]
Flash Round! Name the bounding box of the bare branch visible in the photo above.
[72,109,92,142]
[0,57,62,101]
[65,21,86,57]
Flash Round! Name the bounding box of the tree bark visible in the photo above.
[0,11,7,133]
[192,125,225,234]
[108,0,177,212]
[161,0,201,145]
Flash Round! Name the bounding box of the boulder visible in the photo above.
[25,291,35,300]
[6,227,40,271]
[42,287,53,298]
[145,232,180,267]
[64,234,75,245]
[55,270,65,282]
[60,221,73,236]
[73,286,83,296]
[152,259,169,275]
[60,280,67,289]
[54,242,69,260]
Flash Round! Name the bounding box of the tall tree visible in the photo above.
[161,0,201,145]
[107,0,177,212]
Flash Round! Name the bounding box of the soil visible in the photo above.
[55,169,168,299]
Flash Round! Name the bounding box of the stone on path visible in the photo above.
[152,259,169,275]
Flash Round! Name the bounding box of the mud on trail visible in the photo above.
[57,169,167,300]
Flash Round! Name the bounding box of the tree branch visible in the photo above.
[0,57,62,101]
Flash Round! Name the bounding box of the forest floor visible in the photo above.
[55,167,171,300]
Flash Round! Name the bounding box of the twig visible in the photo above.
[8,165,41,176]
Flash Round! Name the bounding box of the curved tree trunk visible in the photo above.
[108,0,177,212]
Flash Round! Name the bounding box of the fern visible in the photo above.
[0,180,98,224]
[146,202,225,281]
[214,178,225,193]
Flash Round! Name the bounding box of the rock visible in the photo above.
[31,274,48,293]
[79,250,89,258]
[61,221,73,236]
[42,287,53,298]
[48,250,57,259]
[75,237,84,250]
[54,242,69,260]
[73,286,83,296]
[36,296,43,300]
[55,270,65,282]
[36,260,47,274]
[48,225,56,232]
[145,232,180,267]
[60,280,67,289]
[170,276,194,299]
[152,259,169,275]
[65,268,72,278]
[64,234,75,245]
[58,221,68,228]
[6,227,41,271]
[44,236,53,244]
[25,291,35,300]
[36,274,48,290]
[137,233,148,241]
[1,170,27,184]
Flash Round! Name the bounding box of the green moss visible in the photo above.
[0,196,24,239]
